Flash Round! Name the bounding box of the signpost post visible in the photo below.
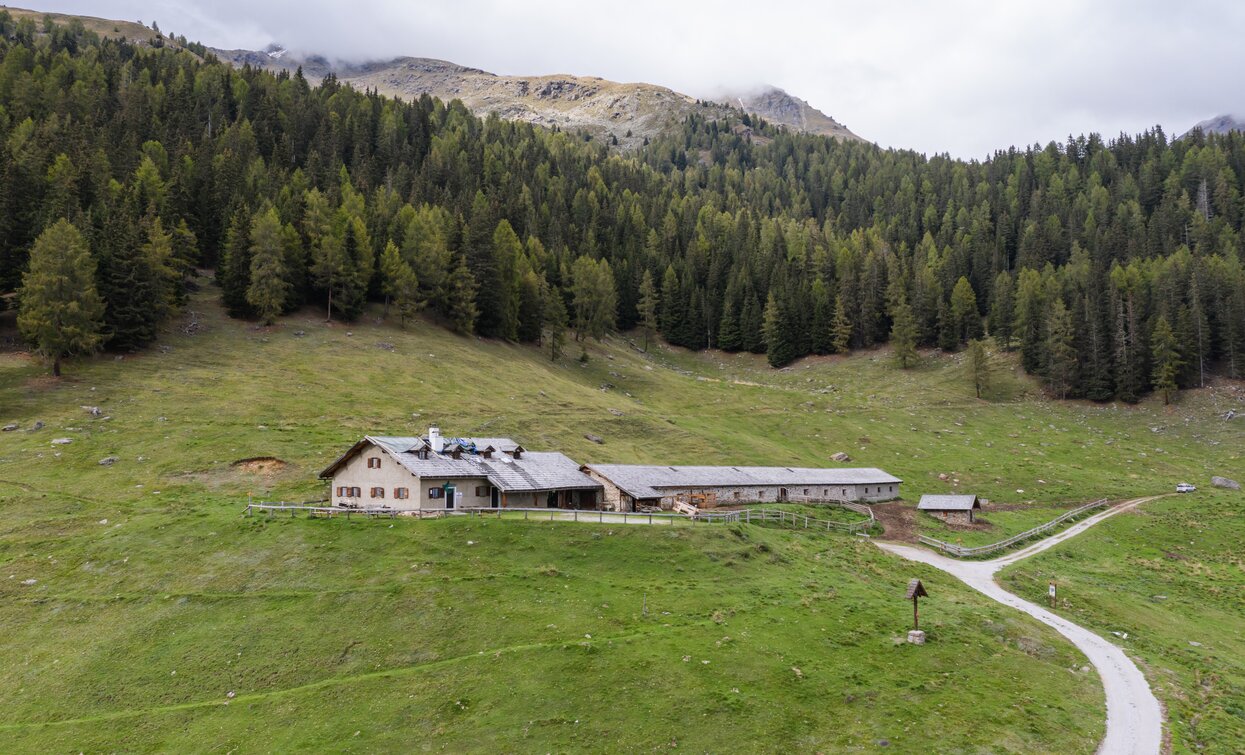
[906,578,928,644]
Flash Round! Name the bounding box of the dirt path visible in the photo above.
[876,496,1164,755]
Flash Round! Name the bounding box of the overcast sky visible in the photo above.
[20,0,1245,157]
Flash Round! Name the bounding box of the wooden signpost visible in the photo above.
[906,578,928,644]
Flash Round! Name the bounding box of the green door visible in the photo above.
[444,484,455,509]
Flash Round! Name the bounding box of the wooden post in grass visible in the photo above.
[906,578,928,644]
[1048,580,1056,608]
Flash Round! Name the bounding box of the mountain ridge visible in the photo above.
[211,45,862,148]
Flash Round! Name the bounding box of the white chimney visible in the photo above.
[428,427,442,453]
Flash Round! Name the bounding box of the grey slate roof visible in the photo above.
[323,436,600,493]
[583,464,902,500]
[917,494,980,511]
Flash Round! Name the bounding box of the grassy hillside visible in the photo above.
[1000,491,1245,751]
[0,287,1241,750]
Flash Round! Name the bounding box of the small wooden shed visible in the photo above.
[917,494,981,525]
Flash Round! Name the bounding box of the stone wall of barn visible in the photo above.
[653,482,901,508]
[927,509,974,525]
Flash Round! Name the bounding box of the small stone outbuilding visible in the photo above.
[917,494,981,525]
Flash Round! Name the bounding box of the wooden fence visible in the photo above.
[918,498,1110,558]
[245,502,401,519]
[245,501,875,533]
[461,503,875,533]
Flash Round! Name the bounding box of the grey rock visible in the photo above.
[376,342,395,351]
[584,433,604,444]
[51,438,72,445]
[830,451,851,462]
[28,421,44,432]
[82,405,102,416]
[99,456,119,466]
[2,423,17,432]
[1211,476,1240,490]
[293,330,306,337]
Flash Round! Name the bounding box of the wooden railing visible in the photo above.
[461,503,875,533]
[245,502,401,519]
[918,498,1110,558]
[245,500,876,533]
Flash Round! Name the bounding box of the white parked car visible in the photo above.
[1176,483,1197,493]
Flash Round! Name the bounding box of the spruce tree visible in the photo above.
[740,291,765,353]
[830,294,852,354]
[545,287,568,361]
[988,271,1015,349]
[810,277,834,354]
[1150,315,1182,404]
[18,219,105,376]
[890,299,918,368]
[717,297,742,352]
[218,207,254,318]
[445,252,479,335]
[763,291,797,367]
[950,276,981,343]
[637,268,659,351]
[1045,299,1078,399]
[246,208,289,325]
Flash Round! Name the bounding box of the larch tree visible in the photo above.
[545,287,568,361]
[246,208,290,325]
[570,255,617,341]
[966,338,991,399]
[380,240,421,328]
[18,219,105,376]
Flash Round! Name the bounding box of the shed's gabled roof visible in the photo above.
[917,494,981,511]
[582,464,902,500]
[319,436,599,494]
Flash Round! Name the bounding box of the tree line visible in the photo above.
[4,13,1244,403]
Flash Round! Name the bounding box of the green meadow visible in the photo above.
[0,288,1241,751]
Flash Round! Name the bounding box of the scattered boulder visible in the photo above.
[293,330,306,337]
[28,421,44,432]
[830,452,851,462]
[1211,476,1240,490]
[584,434,604,445]
[375,342,395,352]
[51,438,72,445]
[607,408,624,416]
[98,456,119,466]
[82,406,102,417]
[2,423,17,432]
[938,473,949,481]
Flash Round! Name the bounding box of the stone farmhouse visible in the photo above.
[917,494,982,524]
[583,464,903,511]
[318,429,603,511]
[319,429,904,513]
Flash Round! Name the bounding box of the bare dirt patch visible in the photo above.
[872,501,919,543]
[231,457,290,475]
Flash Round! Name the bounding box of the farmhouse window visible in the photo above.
[428,488,443,499]
[344,487,360,497]
[367,457,381,469]
[336,486,345,496]
[395,487,409,499]
[475,485,490,497]
[371,487,384,499]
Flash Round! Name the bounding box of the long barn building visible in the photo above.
[582,464,902,511]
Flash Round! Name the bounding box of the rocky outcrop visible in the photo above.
[1211,476,1241,490]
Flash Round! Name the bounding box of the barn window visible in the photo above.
[733,491,741,500]
[889,485,894,492]
[757,490,766,499]
[371,487,384,499]
[428,488,442,499]
[394,487,409,499]
[842,488,847,496]
[803,489,809,496]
